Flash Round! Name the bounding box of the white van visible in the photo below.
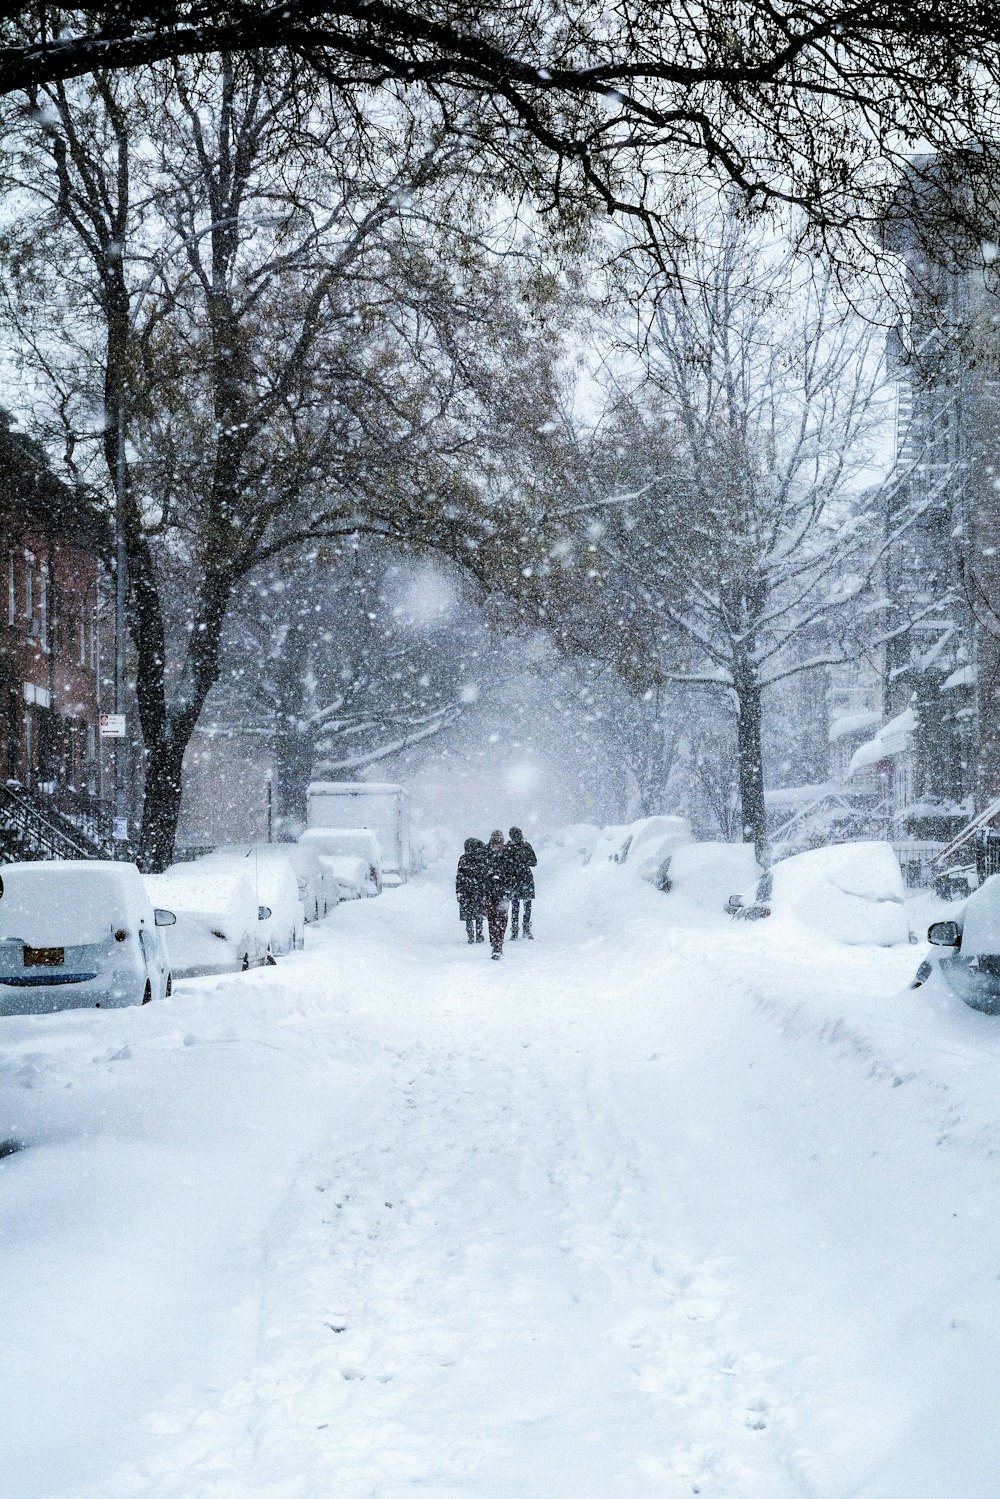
[305,783,410,883]
[0,860,174,1015]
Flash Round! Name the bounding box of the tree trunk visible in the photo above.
[734,666,769,864]
[273,714,317,835]
[135,569,235,870]
[137,732,188,872]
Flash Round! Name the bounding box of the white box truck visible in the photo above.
[304,782,411,884]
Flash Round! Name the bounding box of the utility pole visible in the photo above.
[113,401,128,853]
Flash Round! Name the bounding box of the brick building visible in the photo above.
[0,416,106,842]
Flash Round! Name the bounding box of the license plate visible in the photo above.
[23,946,65,967]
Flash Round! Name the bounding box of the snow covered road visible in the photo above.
[4,849,1000,1498]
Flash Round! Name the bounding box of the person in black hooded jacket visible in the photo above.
[507,826,537,939]
[456,837,487,943]
[483,828,511,958]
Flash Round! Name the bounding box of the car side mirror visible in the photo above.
[258,905,272,921]
[154,908,176,927]
[928,919,961,946]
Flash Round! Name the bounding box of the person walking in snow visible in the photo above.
[484,828,511,960]
[456,837,487,944]
[506,826,537,939]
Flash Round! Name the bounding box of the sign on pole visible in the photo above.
[100,713,126,739]
[113,816,129,842]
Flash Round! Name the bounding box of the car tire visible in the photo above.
[142,980,152,1005]
[266,945,277,967]
[165,973,172,998]
[241,952,250,972]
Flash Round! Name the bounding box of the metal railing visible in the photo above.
[0,782,111,861]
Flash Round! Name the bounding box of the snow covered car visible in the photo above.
[316,852,371,903]
[0,860,174,1015]
[195,847,306,954]
[142,865,272,978]
[655,841,760,906]
[299,826,383,901]
[911,873,1000,1014]
[726,841,910,946]
[299,827,382,895]
[550,823,602,865]
[274,841,327,921]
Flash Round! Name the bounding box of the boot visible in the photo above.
[491,948,501,961]
[511,919,519,940]
[523,921,533,940]
[475,919,485,943]
[466,920,475,945]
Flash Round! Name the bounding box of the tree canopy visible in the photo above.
[4,3,1000,260]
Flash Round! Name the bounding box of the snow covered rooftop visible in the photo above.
[828,708,881,744]
[848,707,916,778]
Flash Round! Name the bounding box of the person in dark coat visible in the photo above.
[456,837,487,944]
[484,829,511,959]
[507,826,537,939]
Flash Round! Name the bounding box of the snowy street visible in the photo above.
[4,849,1000,1499]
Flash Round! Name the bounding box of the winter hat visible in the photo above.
[509,827,523,842]
[488,829,504,847]
[464,837,478,853]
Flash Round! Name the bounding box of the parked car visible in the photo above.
[316,852,372,903]
[299,826,383,901]
[271,841,327,921]
[195,847,306,954]
[727,841,910,946]
[299,827,382,895]
[142,865,271,978]
[655,841,760,905]
[912,872,1000,1013]
[0,860,174,1015]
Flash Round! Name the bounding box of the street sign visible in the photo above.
[113,817,129,842]
[100,713,126,739]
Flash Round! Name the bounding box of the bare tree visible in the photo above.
[211,546,489,831]
[0,55,557,866]
[583,214,904,860]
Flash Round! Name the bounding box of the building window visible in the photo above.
[39,566,48,650]
[7,551,14,626]
[79,617,86,667]
[23,552,33,623]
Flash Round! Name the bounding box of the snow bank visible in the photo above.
[4,846,1000,1496]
